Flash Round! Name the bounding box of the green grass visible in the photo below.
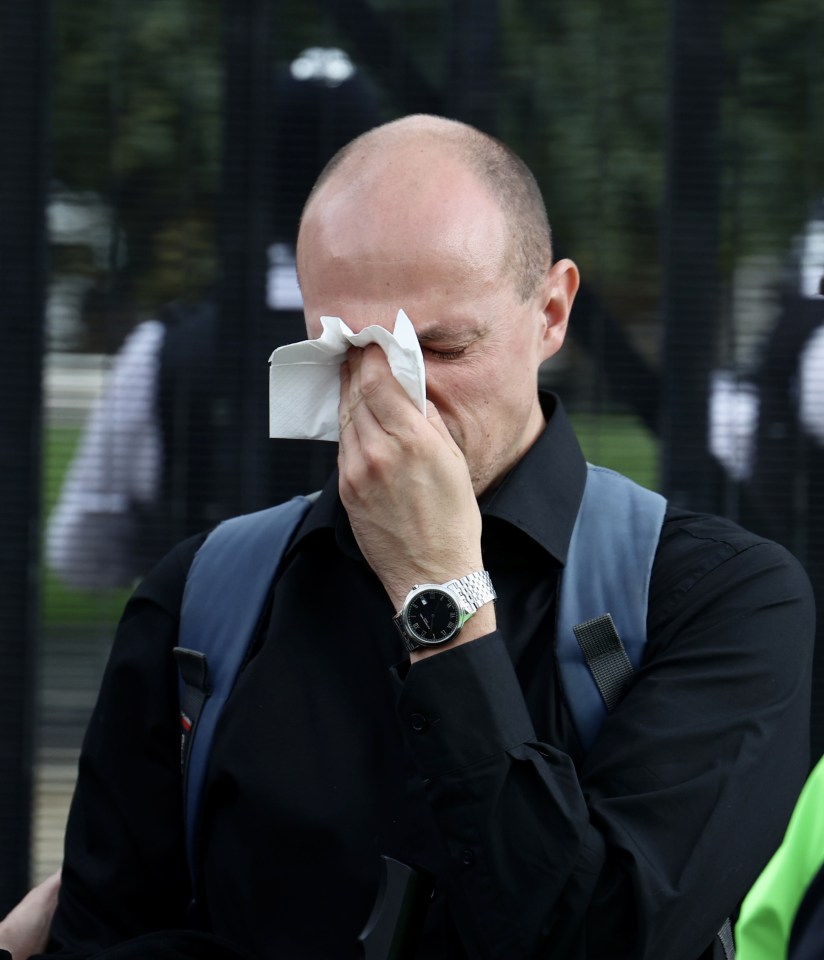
[571,412,660,491]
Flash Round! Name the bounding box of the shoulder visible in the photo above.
[649,507,815,637]
[157,299,219,369]
[657,505,809,579]
[128,530,209,620]
[114,318,166,369]
[105,320,166,406]
[128,498,312,620]
[94,532,210,705]
[661,506,781,552]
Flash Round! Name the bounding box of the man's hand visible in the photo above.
[338,344,490,642]
[0,872,61,960]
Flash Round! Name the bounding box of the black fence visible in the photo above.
[2,0,824,908]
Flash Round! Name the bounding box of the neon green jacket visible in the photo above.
[735,754,824,959]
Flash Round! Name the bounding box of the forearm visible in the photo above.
[398,632,600,957]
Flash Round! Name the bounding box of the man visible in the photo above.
[15,115,815,959]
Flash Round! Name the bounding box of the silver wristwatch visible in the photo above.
[393,571,497,652]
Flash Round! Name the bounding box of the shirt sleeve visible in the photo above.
[45,320,165,591]
[397,532,815,960]
[45,536,202,957]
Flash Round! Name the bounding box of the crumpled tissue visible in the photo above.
[268,309,426,441]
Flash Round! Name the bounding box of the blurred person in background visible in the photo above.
[46,48,382,591]
[710,198,824,761]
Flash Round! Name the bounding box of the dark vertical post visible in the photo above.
[660,0,725,509]
[320,0,442,115]
[0,0,51,908]
[216,0,275,518]
[446,0,500,134]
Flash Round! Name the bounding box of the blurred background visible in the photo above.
[2,0,824,910]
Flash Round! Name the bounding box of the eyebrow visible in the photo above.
[416,321,486,344]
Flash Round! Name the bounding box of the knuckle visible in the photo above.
[359,443,391,475]
[358,367,383,400]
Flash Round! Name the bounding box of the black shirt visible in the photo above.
[48,395,815,960]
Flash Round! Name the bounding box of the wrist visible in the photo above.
[393,570,496,655]
[409,601,496,660]
[386,560,484,613]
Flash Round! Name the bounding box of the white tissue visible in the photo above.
[268,309,426,441]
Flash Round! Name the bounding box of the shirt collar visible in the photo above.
[479,392,587,564]
[290,391,587,567]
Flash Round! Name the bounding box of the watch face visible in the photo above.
[405,588,462,644]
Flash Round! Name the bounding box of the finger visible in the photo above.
[338,353,392,491]
[338,358,355,436]
[348,343,425,439]
[338,347,375,420]
[338,360,363,466]
[425,399,456,444]
[343,354,398,482]
[338,347,388,449]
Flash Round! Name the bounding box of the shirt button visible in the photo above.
[410,713,427,732]
[461,848,475,867]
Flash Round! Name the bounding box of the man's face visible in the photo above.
[298,154,572,495]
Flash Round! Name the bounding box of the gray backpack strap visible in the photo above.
[173,493,316,896]
[557,464,667,751]
[557,468,735,955]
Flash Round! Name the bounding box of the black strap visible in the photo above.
[572,613,634,712]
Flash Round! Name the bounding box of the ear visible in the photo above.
[537,258,580,361]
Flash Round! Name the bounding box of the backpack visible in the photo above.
[171,465,733,958]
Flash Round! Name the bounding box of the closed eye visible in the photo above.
[423,346,468,361]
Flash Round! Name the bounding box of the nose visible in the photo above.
[420,356,445,401]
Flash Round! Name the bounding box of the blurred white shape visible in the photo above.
[290,47,355,87]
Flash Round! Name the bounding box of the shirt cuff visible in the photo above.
[395,631,537,779]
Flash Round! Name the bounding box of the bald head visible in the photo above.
[299,115,554,301]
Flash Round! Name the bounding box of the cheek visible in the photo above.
[424,364,481,410]
[422,369,473,436]
[304,316,321,339]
